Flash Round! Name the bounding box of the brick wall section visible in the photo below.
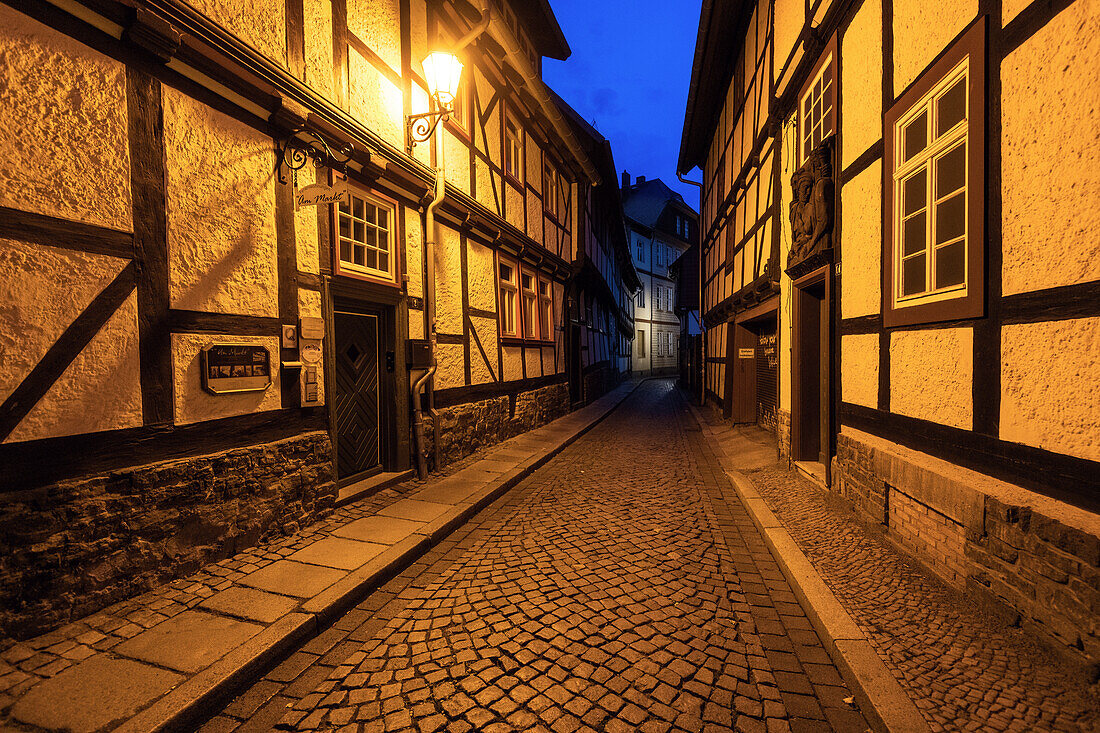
[834,429,1100,662]
[0,431,335,640]
[967,499,1100,659]
[432,383,571,469]
[889,489,967,586]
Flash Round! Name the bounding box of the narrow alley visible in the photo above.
[203,381,869,732]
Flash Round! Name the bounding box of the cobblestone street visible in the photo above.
[202,381,869,732]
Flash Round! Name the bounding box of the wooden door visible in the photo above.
[333,310,381,480]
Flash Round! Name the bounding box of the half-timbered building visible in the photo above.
[0,0,626,637]
[680,0,1100,661]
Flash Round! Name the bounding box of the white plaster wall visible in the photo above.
[294,165,320,274]
[1001,0,1100,296]
[349,54,403,151]
[189,0,286,64]
[773,0,804,70]
[0,239,126,404]
[435,342,464,390]
[841,333,878,409]
[890,327,973,430]
[7,292,141,443]
[524,346,541,378]
[542,346,557,374]
[348,0,400,75]
[840,162,881,319]
[470,316,497,384]
[163,87,278,317]
[1001,318,1100,462]
[405,206,424,299]
[172,333,281,425]
[892,0,976,96]
[434,225,462,336]
[1002,0,1032,26]
[467,241,495,312]
[502,345,522,382]
[505,185,524,231]
[444,129,470,195]
[475,159,495,214]
[304,0,335,101]
[0,8,131,231]
[841,0,882,170]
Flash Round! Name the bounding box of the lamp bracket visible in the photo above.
[275,127,354,185]
[406,108,451,153]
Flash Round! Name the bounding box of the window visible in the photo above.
[800,44,837,166]
[636,238,645,263]
[637,330,645,357]
[636,287,644,308]
[885,21,984,327]
[543,160,559,219]
[521,269,537,339]
[498,260,518,336]
[450,77,467,131]
[656,245,663,267]
[505,116,523,180]
[338,190,395,281]
[538,278,553,341]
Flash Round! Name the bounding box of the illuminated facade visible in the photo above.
[0,0,633,636]
[680,0,1100,661]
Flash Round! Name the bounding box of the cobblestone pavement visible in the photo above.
[0,440,499,709]
[691,417,1099,731]
[204,380,870,733]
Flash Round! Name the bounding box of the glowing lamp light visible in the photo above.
[422,51,464,109]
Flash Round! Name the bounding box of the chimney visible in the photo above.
[621,170,630,189]
[637,175,646,184]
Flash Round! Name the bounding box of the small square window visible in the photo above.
[338,189,396,282]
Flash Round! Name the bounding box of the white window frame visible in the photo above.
[337,189,396,282]
[538,277,553,342]
[497,258,519,337]
[520,268,538,339]
[891,58,970,309]
[799,51,835,165]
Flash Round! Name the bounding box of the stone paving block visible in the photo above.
[200,586,300,624]
[288,536,388,570]
[332,515,426,545]
[12,656,181,732]
[114,610,263,673]
[239,560,346,598]
[377,498,452,522]
[413,479,484,505]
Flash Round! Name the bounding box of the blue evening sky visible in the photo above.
[543,0,704,210]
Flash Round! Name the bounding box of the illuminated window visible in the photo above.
[799,47,836,164]
[505,117,523,180]
[885,21,984,327]
[498,260,518,336]
[521,270,537,339]
[338,192,394,280]
[538,278,553,341]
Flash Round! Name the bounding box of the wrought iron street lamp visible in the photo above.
[406,51,464,150]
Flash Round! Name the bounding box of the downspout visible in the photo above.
[412,133,444,479]
[411,3,492,480]
[677,172,704,405]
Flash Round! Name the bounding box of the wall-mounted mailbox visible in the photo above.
[407,339,431,369]
[202,344,271,394]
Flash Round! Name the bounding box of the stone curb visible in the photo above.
[687,402,931,733]
[113,380,643,733]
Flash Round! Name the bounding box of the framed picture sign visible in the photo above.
[201,344,272,395]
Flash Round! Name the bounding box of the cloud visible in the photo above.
[590,87,622,116]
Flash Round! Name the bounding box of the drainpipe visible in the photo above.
[677,172,704,405]
[411,115,446,480]
[411,3,492,480]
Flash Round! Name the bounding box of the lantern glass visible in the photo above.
[422,51,464,109]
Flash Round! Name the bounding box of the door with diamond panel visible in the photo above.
[333,310,381,480]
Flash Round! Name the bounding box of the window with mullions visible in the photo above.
[498,261,518,337]
[894,61,968,302]
[538,278,553,340]
[338,192,393,280]
[505,117,523,181]
[521,270,538,339]
[799,47,836,165]
[543,160,559,219]
[885,20,984,327]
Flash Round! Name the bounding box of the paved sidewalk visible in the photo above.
[690,402,1100,733]
[204,379,870,733]
[0,381,639,733]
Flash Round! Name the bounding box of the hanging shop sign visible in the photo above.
[201,344,272,394]
[295,180,349,211]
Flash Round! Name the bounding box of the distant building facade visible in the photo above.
[622,176,699,376]
[680,0,1100,662]
[0,0,632,638]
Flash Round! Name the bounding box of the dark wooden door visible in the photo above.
[333,310,381,480]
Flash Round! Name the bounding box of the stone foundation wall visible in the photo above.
[583,365,622,404]
[834,428,1100,662]
[0,431,336,640]
[432,382,570,469]
[777,409,792,463]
